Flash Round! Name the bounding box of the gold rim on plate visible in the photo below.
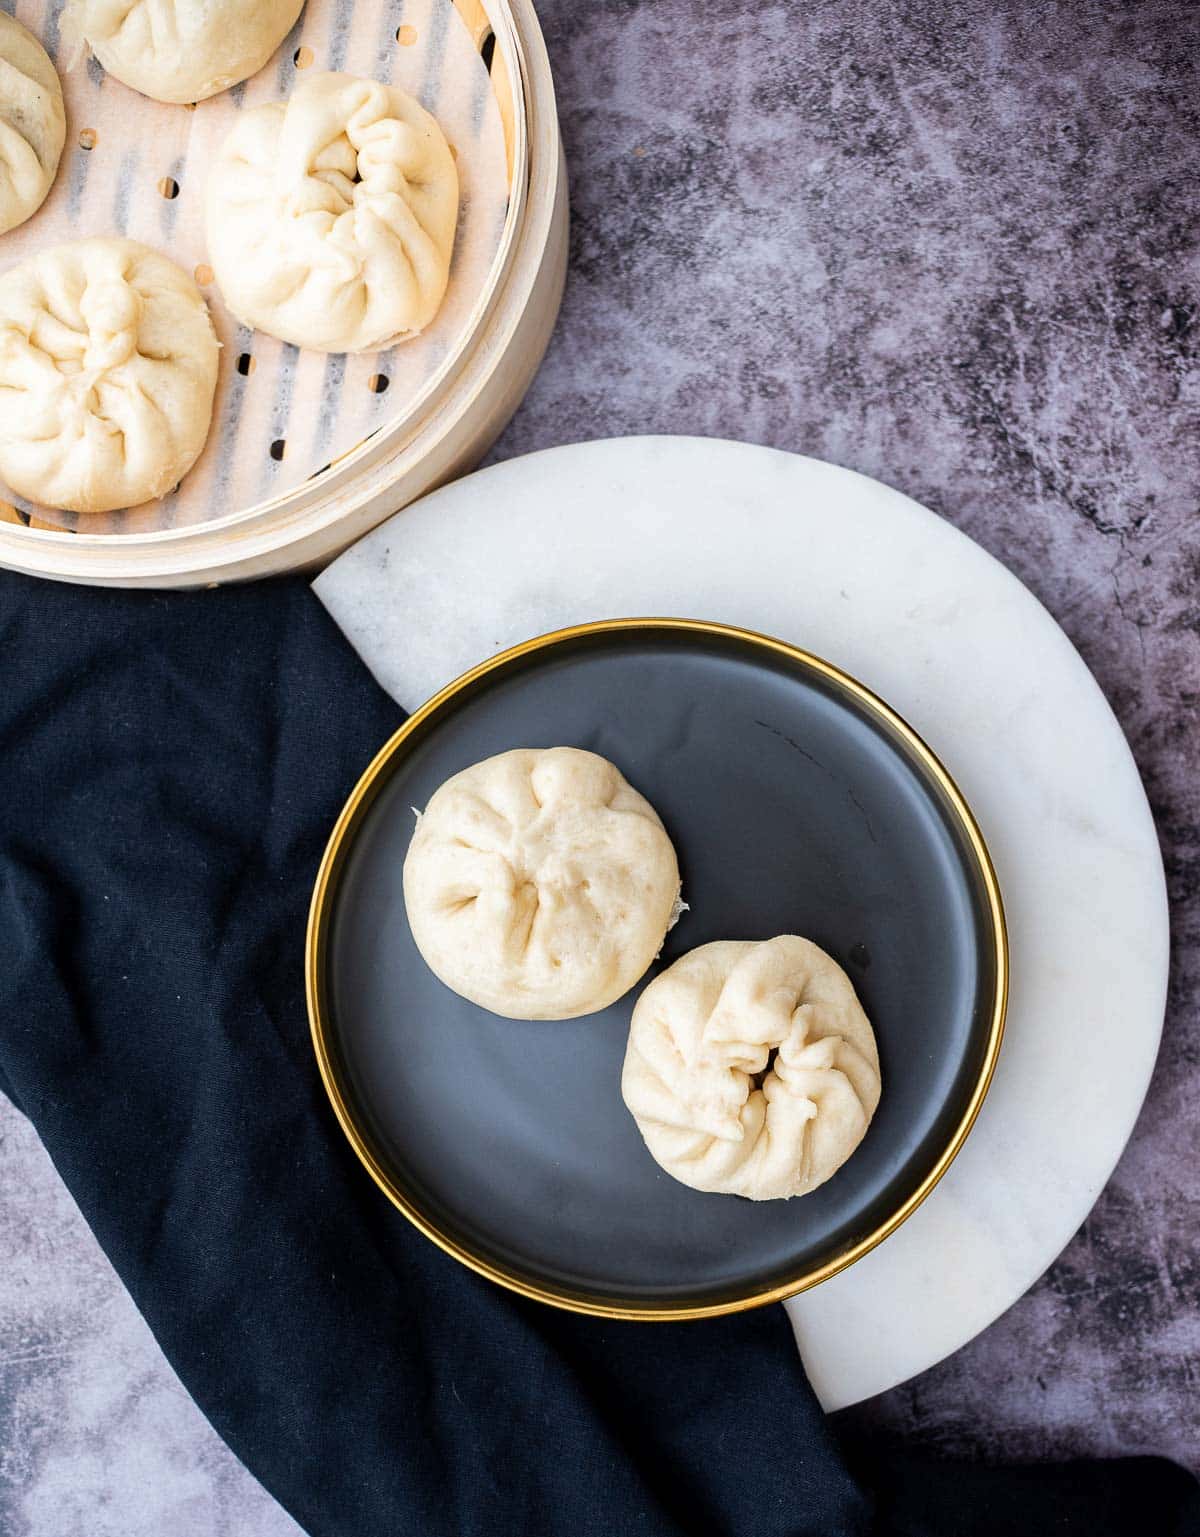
[306,618,1009,1320]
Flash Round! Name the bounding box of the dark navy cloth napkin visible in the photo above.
[0,570,1195,1537]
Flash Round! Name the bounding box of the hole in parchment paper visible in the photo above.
[294,45,314,68]
[193,264,214,287]
[79,129,97,151]
[158,177,180,200]
[270,439,287,462]
[396,24,417,46]
[480,30,496,72]
[369,373,390,394]
[236,353,256,377]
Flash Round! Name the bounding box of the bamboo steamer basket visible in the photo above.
[0,0,567,589]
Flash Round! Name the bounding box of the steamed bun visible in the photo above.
[206,72,458,354]
[0,14,66,236]
[63,0,305,104]
[622,937,881,1200]
[403,748,681,1021]
[0,238,219,514]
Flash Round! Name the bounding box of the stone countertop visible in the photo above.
[1,1,1196,1532]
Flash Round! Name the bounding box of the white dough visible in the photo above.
[622,937,882,1200]
[63,0,305,104]
[0,238,219,514]
[403,748,681,1021]
[206,71,458,354]
[0,14,66,237]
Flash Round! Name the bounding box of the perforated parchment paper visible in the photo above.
[0,0,509,534]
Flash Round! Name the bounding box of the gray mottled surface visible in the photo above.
[2,0,1197,1531]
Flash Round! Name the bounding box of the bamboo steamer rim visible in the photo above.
[0,0,560,587]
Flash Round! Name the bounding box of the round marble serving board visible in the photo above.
[312,435,1168,1412]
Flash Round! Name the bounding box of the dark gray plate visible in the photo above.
[308,621,1006,1318]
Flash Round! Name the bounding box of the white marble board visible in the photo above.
[313,435,1169,1412]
